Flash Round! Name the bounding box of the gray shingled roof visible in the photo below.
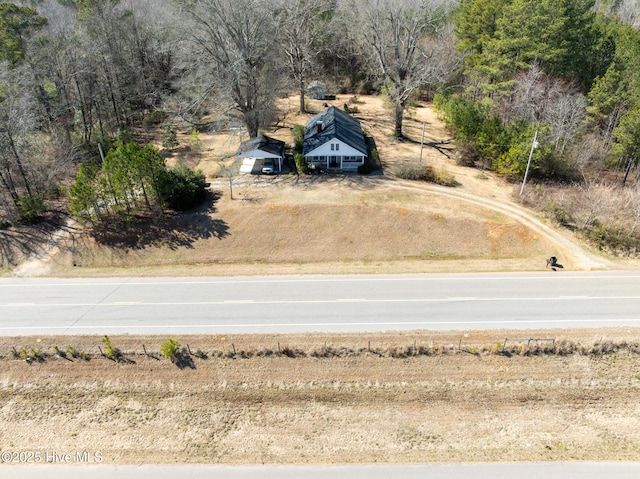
[236,135,285,158]
[303,106,367,156]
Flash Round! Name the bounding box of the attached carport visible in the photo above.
[236,135,285,174]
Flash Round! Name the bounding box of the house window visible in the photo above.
[335,143,339,151]
[331,144,334,151]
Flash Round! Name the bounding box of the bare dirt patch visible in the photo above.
[2,329,639,464]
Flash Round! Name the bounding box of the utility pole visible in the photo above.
[419,123,426,164]
[519,128,539,195]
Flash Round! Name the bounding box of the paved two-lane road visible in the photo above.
[1,271,639,335]
[4,462,640,479]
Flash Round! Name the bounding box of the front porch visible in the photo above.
[307,155,365,171]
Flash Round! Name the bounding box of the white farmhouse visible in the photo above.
[303,106,367,172]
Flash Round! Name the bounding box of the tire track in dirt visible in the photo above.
[10,176,609,276]
[389,178,610,271]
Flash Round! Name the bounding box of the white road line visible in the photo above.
[1,317,640,332]
[1,273,640,288]
[1,295,640,308]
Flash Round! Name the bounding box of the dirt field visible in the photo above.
[2,329,640,464]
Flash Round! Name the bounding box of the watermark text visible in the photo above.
[1,450,102,464]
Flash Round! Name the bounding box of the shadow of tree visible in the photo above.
[399,134,455,159]
[0,210,68,268]
[117,356,136,364]
[91,191,229,251]
[173,349,196,370]
[424,140,455,159]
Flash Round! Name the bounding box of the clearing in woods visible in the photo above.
[7,94,617,277]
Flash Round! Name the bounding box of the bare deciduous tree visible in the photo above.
[545,91,586,154]
[274,0,334,113]
[576,179,616,229]
[348,0,457,138]
[509,64,586,153]
[607,0,640,27]
[175,0,282,138]
[0,63,40,212]
[217,159,240,200]
[566,132,609,180]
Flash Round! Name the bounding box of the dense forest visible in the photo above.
[1,0,640,253]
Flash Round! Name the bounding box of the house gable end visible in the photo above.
[303,107,367,156]
[305,138,364,158]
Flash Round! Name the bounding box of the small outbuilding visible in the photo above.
[308,80,327,101]
[236,135,285,174]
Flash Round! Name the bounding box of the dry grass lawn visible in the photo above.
[41,176,556,277]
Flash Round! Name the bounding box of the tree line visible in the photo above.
[447,0,640,252]
[0,0,460,226]
[1,0,640,228]
[447,0,640,186]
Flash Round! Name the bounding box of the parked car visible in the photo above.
[261,160,275,175]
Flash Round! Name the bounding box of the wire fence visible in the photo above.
[5,336,640,364]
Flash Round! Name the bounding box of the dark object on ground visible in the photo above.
[546,256,564,271]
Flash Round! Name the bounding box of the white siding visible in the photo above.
[305,139,364,158]
[240,149,282,160]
